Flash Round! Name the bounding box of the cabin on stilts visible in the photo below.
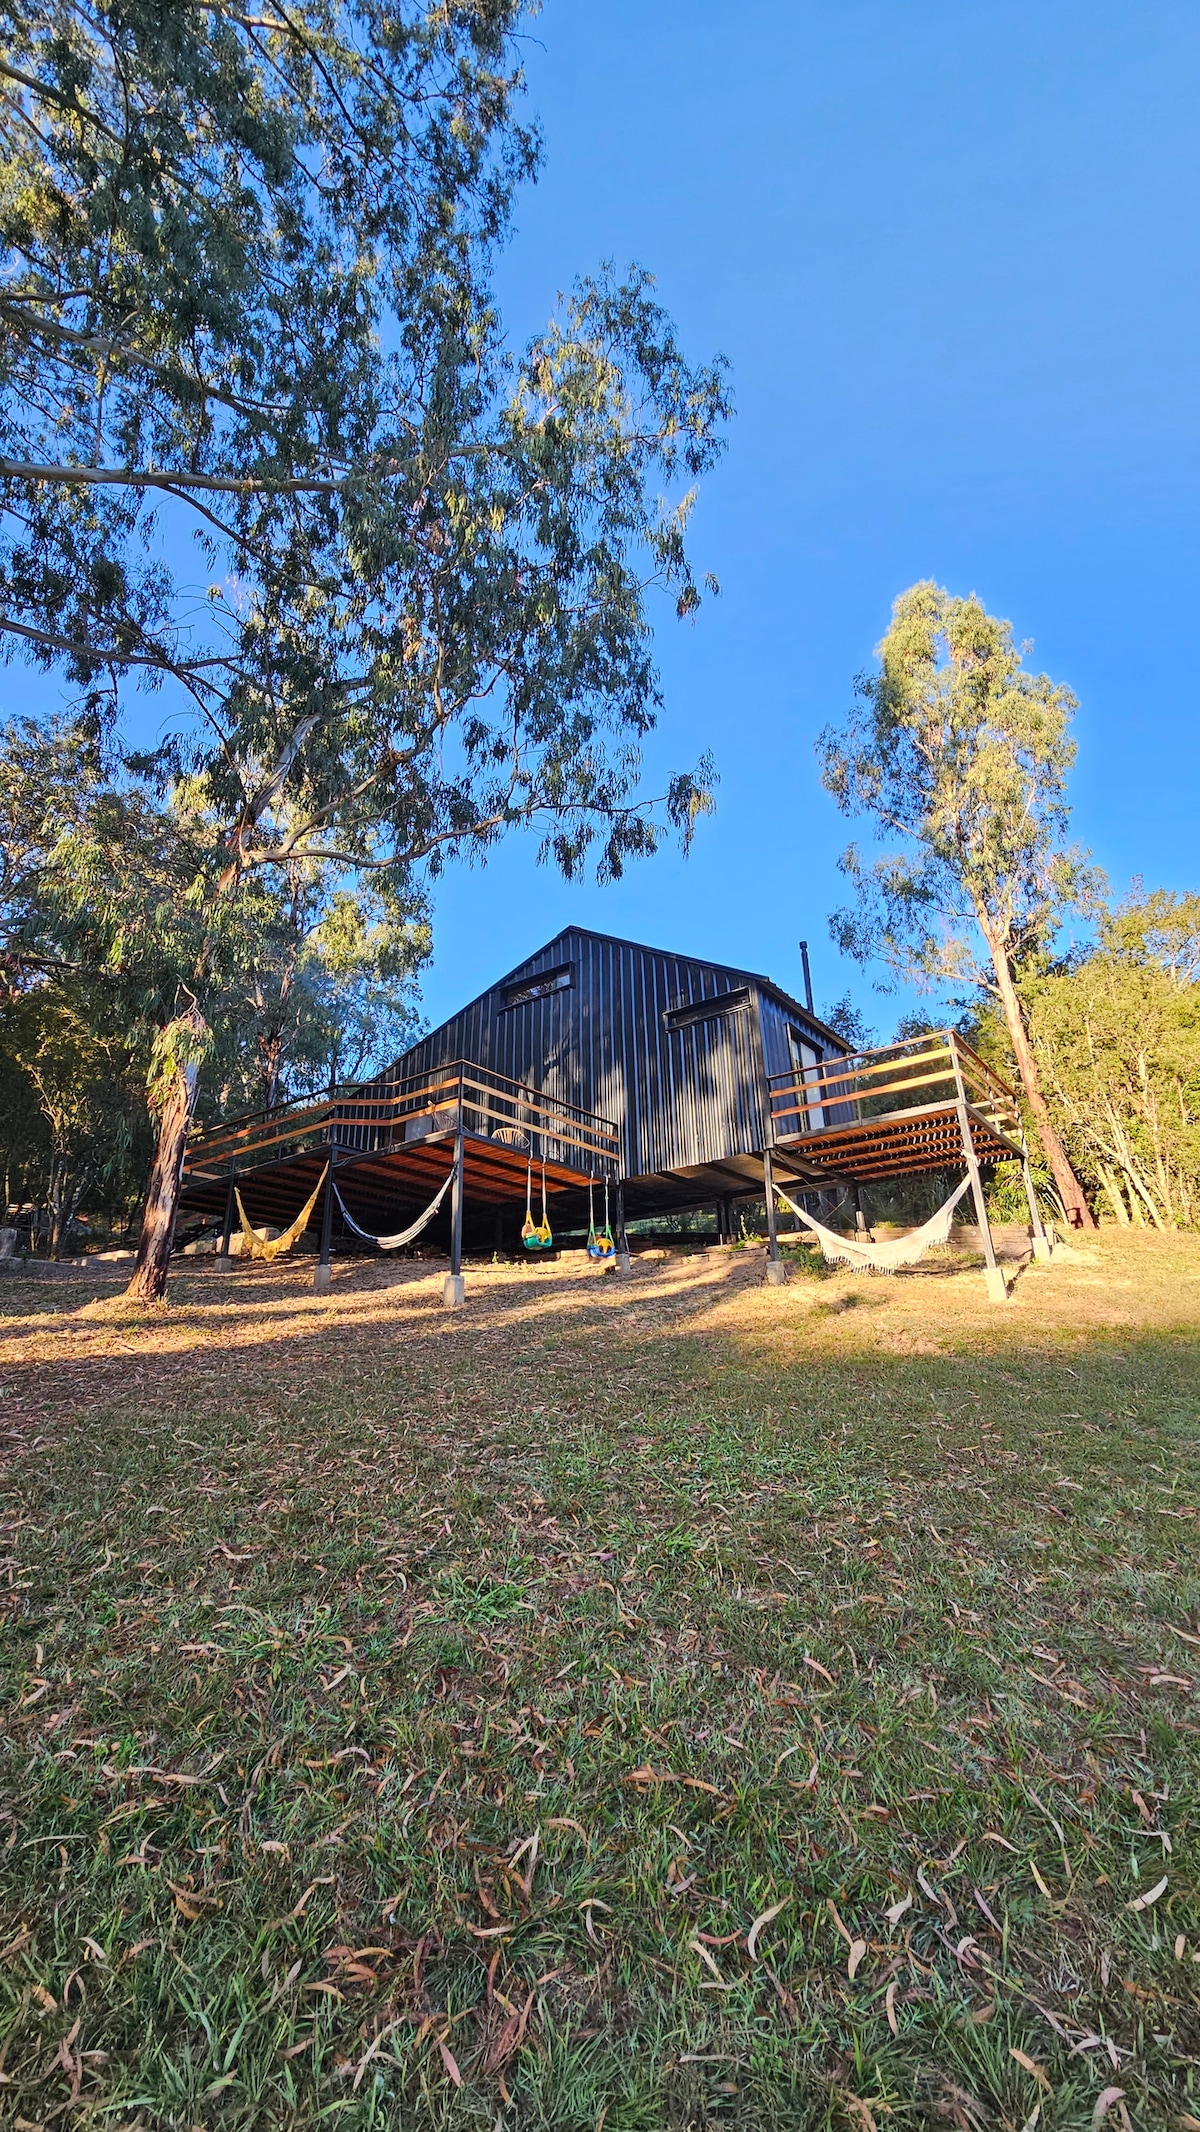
[178,925,1050,1304]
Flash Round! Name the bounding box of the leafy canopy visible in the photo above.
[820,581,1094,995]
[0,715,427,1243]
[0,0,729,892]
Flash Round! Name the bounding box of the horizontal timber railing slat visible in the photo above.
[767,1030,1021,1151]
[183,1059,620,1184]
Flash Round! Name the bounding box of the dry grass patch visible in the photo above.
[1,1233,1198,2128]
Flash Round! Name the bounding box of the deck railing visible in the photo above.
[183,1060,621,1181]
[767,1030,1021,1146]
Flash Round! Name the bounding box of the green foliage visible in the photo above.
[0,716,428,1239]
[0,983,151,1246]
[819,583,1102,1222]
[0,1,728,892]
[1024,889,1200,1228]
[820,581,1095,996]
[1,3,729,1287]
[778,1238,829,1277]
[984,1156,1060,1226]
[819,992,874,1052]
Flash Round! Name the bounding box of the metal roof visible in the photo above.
[401,923,849,1060]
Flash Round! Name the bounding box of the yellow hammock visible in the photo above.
[235,1163,329,1262]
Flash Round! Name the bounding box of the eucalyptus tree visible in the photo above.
[1,717,426,1252]
[820,582,1095,1227]
[0,1,730,1297]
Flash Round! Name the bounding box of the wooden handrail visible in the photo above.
[183,1055,620,1179]
[767,1028,1016,1105]
[769,1065,1013,1120]
[767,1029,1019,1145]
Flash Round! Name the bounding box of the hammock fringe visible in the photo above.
[772,1175,972,1273]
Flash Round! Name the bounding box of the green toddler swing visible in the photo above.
[587,1176,616,1261]
[521,1152,553,1250]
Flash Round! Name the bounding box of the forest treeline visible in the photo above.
[971,889,1200,1231]
[2,706,1197,1253]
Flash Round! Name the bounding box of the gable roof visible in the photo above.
[420,923,849,1054]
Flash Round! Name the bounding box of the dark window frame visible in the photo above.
[499,962,574,1011]
[663,986,752,1033]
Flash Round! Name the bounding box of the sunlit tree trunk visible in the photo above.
[126,1006,210,1305]
[985,929,1095,1229]
[1096,1163,1130,1225]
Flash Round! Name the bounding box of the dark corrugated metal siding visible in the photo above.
[388,927,842,1186]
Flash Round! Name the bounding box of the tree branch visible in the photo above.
[0,444,501,496]
[0,611,233,675]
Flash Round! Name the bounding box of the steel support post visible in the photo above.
[215,1175,236,1270]
[314,1156,335,1292]
[763,1144,787,1284]
[443,1125,466,1306]
[614,1176,632,1274]
[1021,1147,1053,1260]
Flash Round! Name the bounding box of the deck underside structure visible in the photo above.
[766,1028,1023,1182]
[180,1062,621,1282]
[182,1128,599,1235]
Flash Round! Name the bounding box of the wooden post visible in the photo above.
[950,1036,1006,1302]
[314,1155,335,1291]
[852,1184,872,1239]
[215,1175,236,1269]
[763,1144,786,1284]
[443,1119,466,1306]
[1022,1146,1053,1260]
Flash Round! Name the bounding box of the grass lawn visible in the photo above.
[1,1232,1198,2130]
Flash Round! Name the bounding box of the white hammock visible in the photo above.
[772,1174,973,1273]
[333,1172,453,1251]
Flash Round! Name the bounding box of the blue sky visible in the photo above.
[417,0,1200,1030]
[14,3,1198,1035]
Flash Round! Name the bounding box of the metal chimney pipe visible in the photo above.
[798,939,814,1015]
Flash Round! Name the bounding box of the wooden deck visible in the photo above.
[180,1061,620,1235]
[767,1030,1024,1184]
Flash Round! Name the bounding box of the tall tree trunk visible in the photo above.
[1096,1163,1131,1225]
[987,933,1096,1229]
[126,1006,210,1305]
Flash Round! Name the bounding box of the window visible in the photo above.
[787,1026,825,1130]
[663,986,751,1033]
[500,963,573,1010]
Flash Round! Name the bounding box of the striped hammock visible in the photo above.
[333,1172,452,1250]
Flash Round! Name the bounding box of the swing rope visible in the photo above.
[521,1149,553,1250]
[587,1174,616,1260]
